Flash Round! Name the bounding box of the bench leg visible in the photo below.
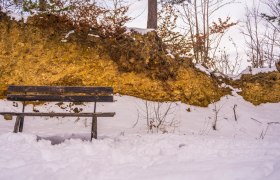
[18,116,25,132]
[91,102,97,141]
[91,117,97,141]
[13,116,21,133]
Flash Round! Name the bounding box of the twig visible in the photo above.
[233,104,237,121]
[132,109,140,128]
[260,122,280,139]
[250,117,262,124]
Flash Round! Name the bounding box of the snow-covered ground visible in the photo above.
[0,92,280,180]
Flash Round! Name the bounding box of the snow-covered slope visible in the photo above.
[0,92,280,180]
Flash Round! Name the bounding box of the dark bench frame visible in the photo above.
[0,85,115,141]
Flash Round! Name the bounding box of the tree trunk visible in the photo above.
[276,61,280,72]
[147,0,157,29]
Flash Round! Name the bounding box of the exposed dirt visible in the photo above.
[0,13,230,106]
[233,72,280,105]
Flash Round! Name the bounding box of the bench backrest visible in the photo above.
[7,85,114,102]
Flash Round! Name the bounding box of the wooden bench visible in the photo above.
[0,85,115,141]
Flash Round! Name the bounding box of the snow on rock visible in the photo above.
[232,66,278,80]
[126,27,155,35]
[195,63,212,75]
[65,30,75,39]
[88,34,100,38]
[60,30,75,43]
[166,49,175,59]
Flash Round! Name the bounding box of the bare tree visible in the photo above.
[212,102,223,130]
[261,0,280,33]
[242,1,267,68]
[263,28,278,68]
[242,0,279,68]
[139,101,179,133]
[261,0,280,69]
[260,122,280,139]
[178,0,237,68]
[214,37,241,74]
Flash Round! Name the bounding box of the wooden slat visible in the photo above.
[7,94,113,102]
[0,112,116,117]
[8,85,113,94]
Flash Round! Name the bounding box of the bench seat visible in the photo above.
[0,112,115,117]
[0,85,115,141]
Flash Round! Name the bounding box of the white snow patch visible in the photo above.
[65,30,75,39]
[232,66,277,80]
[126,27,155,35]
[167,53,175,59]
[1,5,33,23]
[166,49,175,59]
[88,34,100,38]
[195,63,212,75]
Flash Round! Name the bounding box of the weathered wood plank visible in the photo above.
[0,112,116,117]
[7,94,114,102]
[8,85,113,94]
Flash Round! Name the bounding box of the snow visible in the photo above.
[1,4,32,23]
[0,92,280,180]
[194,64,278,80]
[88,34,100,38]
[64,30,75,39]
[231,66,278,80]
[126,27,155,35]
[1,133,280,180]
[195,63,212,75]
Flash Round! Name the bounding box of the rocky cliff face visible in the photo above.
[0,13,231,106]
[235,72,280,105]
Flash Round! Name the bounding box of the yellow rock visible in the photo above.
[4,114,12,121]
[0,14,229,107]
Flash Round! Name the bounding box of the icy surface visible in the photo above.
[0,93,280,180]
